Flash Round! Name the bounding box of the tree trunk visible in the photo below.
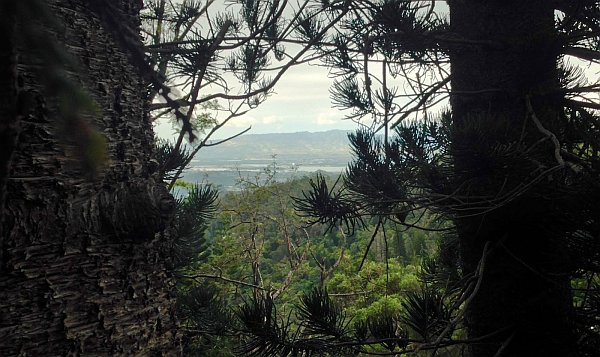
[0,0,180,355]
[449,1,574,356]
[0,1,19,236]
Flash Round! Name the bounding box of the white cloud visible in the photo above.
[261,115,282,124]
[221,114,283,130]
[315,110,339,126]
[226,115,257,128]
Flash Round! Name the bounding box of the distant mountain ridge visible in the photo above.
[192,129,353,164]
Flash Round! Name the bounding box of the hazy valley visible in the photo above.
[182,129,353,190]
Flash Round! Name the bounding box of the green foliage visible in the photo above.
[175,166,450,355]
[237,293,298,357]
[298,289,348,338]
[401,289,452,342]
[172,182,218,269]
[192,100,220,135]
[290,0,600,354]
[178,285,228,332]
[293,174,361,234]
[365,309,408,352]
[169,180,226,355]
[163,0,600,354]
[572,274,600,356]
[155,139,195,183]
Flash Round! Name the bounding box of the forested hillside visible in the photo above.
[181,130,353,191]
[196,130,352,163]
[176,170,449,355]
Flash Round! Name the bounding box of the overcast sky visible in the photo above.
[212,65,358,134]
[153,1,598,141]
[153,0,359,140]
[154,62,355,140]
[152,1,450,140]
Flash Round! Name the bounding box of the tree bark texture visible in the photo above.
[0,0,180,355]
[0,1,19,236]
[449,1,574,356]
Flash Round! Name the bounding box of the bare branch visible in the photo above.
[180,273,269,291]
[526,96,565,167]
[387,76,451,130]
[565,46,600,63]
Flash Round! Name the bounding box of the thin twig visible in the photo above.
[526,95,565,166]
[425,241,494,354]
[180,273,269,291]
[388,76,451,130]
[492,332,515,357]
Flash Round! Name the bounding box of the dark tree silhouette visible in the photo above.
[291,1,600,356]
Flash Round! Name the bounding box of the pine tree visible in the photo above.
[293,1,600,356]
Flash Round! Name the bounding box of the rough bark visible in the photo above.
[0,1,19,237]
[449,1,574,356]
[0,0,181,355]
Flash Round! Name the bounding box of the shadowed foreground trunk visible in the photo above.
[450,1,574,356]
[0,0,181,354]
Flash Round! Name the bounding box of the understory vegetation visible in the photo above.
[162,163,464,356]
[164,155,600,356]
